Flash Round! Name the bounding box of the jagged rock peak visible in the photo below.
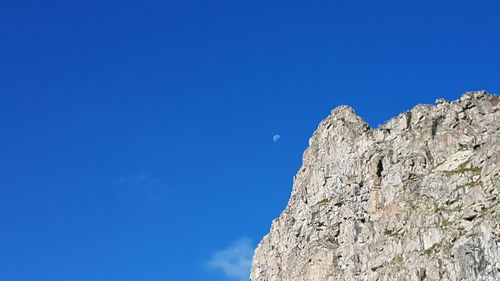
[330,105,358,119]
[252,91,500,281]
[307,105,370,147]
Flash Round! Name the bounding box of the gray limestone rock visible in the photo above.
[251,91,500,281]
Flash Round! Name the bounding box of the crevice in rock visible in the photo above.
[376,158,384,178]
[431,116,445,138]
[405,111,412,129]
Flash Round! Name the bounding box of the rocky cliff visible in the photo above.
[251,91,500,281]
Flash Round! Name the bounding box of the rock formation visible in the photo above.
[251,91,500,281]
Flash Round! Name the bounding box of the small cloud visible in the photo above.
[207,237,254,281]
[115,173,166,205]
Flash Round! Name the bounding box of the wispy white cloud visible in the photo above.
[116,173,166,205]
[207,237,254,281]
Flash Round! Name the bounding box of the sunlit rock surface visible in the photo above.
[251,91,500,281]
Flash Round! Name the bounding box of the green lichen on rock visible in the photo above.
[314,198,330,206]
[424,243,441,255]
[442,160,482,177]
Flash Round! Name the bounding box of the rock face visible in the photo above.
[251,91,500,281]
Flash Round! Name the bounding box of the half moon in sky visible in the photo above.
[273,134,281,142]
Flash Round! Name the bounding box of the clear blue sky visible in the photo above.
[1,1,499,280]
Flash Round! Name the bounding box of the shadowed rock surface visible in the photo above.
[251,91,500,281]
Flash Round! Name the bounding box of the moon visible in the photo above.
[273,134,281,142]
